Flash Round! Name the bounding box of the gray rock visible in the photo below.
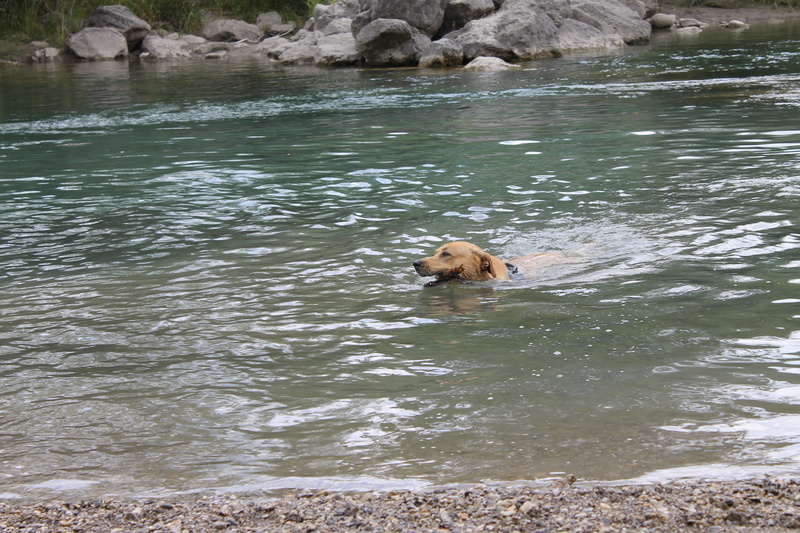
[83,5,151,50]
[278,32,321,64]
[649,12,678,29]
[31,46,61,62]
[192,41,235,58]
[315,32,361,66]
[202,19,262,42]
[313,0,361,31]
[355,18,432,66]
[616,0,647,19]
[463,56,519,70]
[67,27,128,60]
[679,17,703,27]
[676,26,703,35]
[438,0,495,35]
[140,34,200,59]
[322,18,354,35]
[445,0,560,61]
[570,0,651,44]
[256,11,283,30]
[419,38,464,67]
[358,0,449,37]
[555,18,625,53]
[256,35,292,58]
[257,11,296,35]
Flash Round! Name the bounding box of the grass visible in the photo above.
[0,0,322,45]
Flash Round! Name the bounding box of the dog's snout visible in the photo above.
[413,259,423,268]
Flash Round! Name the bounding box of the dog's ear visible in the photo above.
[476,251,498,278]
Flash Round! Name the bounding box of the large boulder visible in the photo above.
[555,18,625,52]
[312,0,361,31]
[67,27,128,59]
[257,12,296,35]
[202,19,262,42]
[140,34,204,59]
[278,31,320,64]
[419,38,464,67]
[438,0,495,35]
[355,0,449,37]
[355,18,432,66]
[315,32,362,66]
[83,5,150,50]
[444,0,561,61]
[570,0,651,44]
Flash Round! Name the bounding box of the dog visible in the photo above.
[413,241,567,287]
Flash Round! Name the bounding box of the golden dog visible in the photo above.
[413,241,565,286]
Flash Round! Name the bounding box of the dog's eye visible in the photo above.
[440,251,450,257]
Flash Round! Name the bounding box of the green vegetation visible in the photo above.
[0,0,322,45]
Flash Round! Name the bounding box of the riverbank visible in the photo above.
[2,1,800,65]
[2,476,800,532]
[660,1,800,26]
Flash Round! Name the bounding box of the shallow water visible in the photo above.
[1,24,800,501]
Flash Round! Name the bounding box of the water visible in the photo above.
[1,24,800,501]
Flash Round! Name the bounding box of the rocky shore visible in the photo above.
[3,0,799,69]
[3,476,800,532]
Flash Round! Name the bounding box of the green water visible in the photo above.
[1,25,800,500]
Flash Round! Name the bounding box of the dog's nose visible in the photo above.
[413,259,423,270]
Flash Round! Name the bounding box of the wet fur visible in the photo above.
[413,241,565,286]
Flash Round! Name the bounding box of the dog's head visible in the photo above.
[413,241,502,286]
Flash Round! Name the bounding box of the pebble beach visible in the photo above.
[3,477,800,532]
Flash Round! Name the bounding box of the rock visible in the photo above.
[419,38,464,67]
[355,18,432,66]
[357,0,449,37]
[83,5,151,51]
[313,0,361,32]
[463,56,520,70]
[140,34,201,59]
[679,17,704,27]
[255,35,292,58]
[278,32,320,65]
[555,18,625,53]
[649,13,678,29]
[445,0,560,62]
[616,0,647,18]
[438,0,495,35]
[31,46,61,62]
[202,19,262,42]
[570,0,651,44]
[257,12,297,36]
[67,27,128,60]
[676,26,703,35]
[315,32,361,66]
[724,19,749,30]
[322,18,354,35]
[256,11,283,30]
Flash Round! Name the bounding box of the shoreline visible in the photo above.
[2,476,800,531]
[2,2,800,66]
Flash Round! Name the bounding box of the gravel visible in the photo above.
[3,476,800,532]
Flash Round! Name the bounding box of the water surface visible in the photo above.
[1,24,800,501]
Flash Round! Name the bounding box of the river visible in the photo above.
[1,24,799,501]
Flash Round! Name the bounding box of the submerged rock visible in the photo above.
[463,55,521,70]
